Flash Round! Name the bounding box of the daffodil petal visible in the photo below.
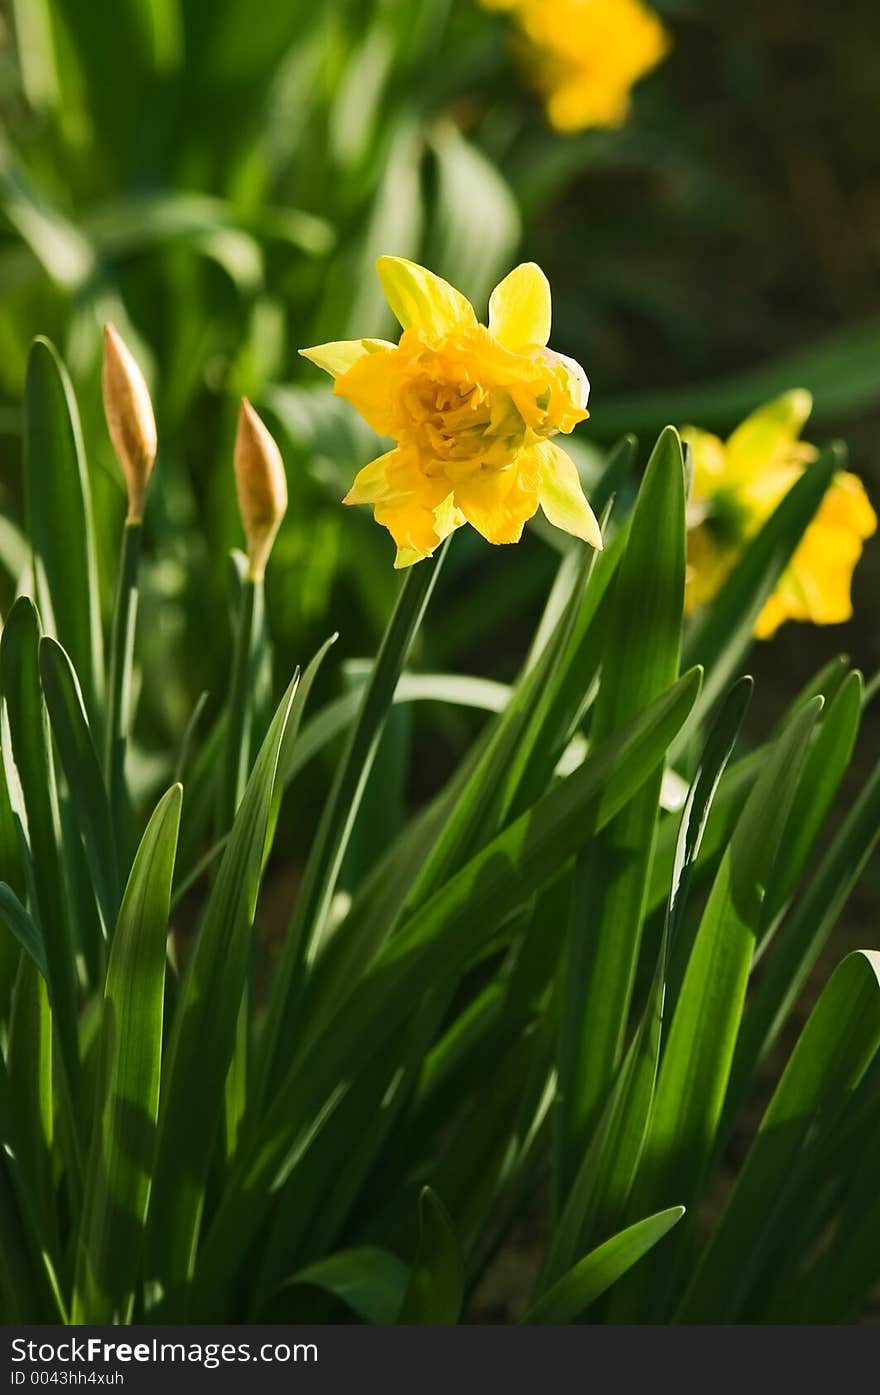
[753,594,786,640]
[334,350,399,437]
[488,262,552,351]
[725,389,813,485]
[521,0,670,134]
[394,545,427,569]
[433,491,465,542]
[376,256,477,335]
[299,338,396,378]
[370,457,453,562]
[752,469,875,638]
[541,347,590,414]
[535,441,603,549]
[343,450,398,505]
[823,471,877,539]
[685,525,736,614]
[452,459,541,545]
[680,425,728,502]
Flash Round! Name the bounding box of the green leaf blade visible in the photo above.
[39,636,120,934]
[147,673,303,1313]
[192,667,701,1318]
[759,668,862,941]
[0,884,47,980]
[526,1207,685,1324]
[728,749,880,1126]
[72,782,182,1324]
[398,1188,464,1325]
[556,426,685,1202]
[257,547,447,1106]
[0,598,79,1077]
[679,951,880,1322]
[545,676,752,1285]
[615,694,823,1319]
[276,1248,408,1325]
[24,337,104,723]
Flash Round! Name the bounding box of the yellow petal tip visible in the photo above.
[393,545,427,570]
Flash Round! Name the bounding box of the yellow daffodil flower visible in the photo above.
[301,257,601,567]
[683,390,876,639]
[483,0,670,132]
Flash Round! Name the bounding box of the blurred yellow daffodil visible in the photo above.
[683,390,876,639]
[483,0,669,132]
[301,257,601,567]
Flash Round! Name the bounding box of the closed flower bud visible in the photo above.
[234,399,288,580]
[102,324,158,523]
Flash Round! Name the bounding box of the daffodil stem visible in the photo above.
[104,519,141,838]
[221,572,264,832]
[252,541,449,1119]
[221,570,264,1159]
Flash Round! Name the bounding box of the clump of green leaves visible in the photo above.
[1,339,879,1325]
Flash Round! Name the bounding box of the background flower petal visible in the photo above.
[725,388,814,485]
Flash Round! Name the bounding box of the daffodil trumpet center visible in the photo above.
[388,327,586,480]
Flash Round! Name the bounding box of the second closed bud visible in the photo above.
[234,399,288,580]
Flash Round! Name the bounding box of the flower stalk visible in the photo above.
[221,402,287,1151]
[104,519,141,833]
[220,568,265,831]
[219,565,265,1157]
[252,537,449,1115]
[101,326,157,830]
